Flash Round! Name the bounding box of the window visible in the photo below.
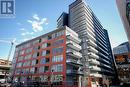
[33,40,39,45]
[18,56,24,61]
[42,37,48,42]
[42,43,47,48]
[24,54,31,60]
[31,60,36,66]
[42,50,46,56]
[30,67,35,74]
[48,35,52,40]
[47,43,51,47]
[16,62,22,67]
[33,46,38,51]
[32,53,39,58]
[23,61,30,67]
[51,64,63,72]
[19,50,25,55]
[40,58,50,64]
[34,67,38,73]
[42,50,50,56]
[39,66,45,73]
[52,55,63,62]
[52,39,64,46]
[22,68,29,74]
[45,66,49,72]
[52,30,64,39]
[52,47,63,54]
[25,48,32,54]
[15,69,21,75]
[24,43,30,48]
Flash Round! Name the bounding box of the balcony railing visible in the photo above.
[66,49,82,58]
[88,52,99,59]
[66,59,83,66]
[89,66,101,71]
[66,69,83,75]
[88,59,100,65]
[66,41,81,51]
[66,35,81,44]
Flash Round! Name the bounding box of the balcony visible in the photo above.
[87,39,97,47]
[66,59,83,66]
[87,39,108,52]
[88,46,98,54]
[66,69,83,75]
[90,73,102,78]
[66,35,81,43]
[88,52,99,59]
[66,41,81,51]
[89,66,101,71]
[66,49,82,58]
[87,33,107,49]
[88,59,100,65]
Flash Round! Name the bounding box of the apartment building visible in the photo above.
[113,42,130,85]
[0,59,12,83]
[58,0,116,86]
[12,0,116,87]
[116,0,130,44]
[12,26,83,87]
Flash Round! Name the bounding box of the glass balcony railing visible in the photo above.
[66,49,82,58]
[66,35,81,44]
[66,59,82,66]
[66,40,81,51]
[88,59,100,65]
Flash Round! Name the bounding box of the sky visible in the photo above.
[0,0,128,60]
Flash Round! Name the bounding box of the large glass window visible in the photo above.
[42,50,50,56]
[52,39,64,46]
[51,64,63,72]
[32,53,38,58]
[30,67,35,74]
[15,69,21,75]
[24,54,31,60]
[31,60,36,66]
[45,66,49,72]
[52,55,63,62]
[19,50,25,55]
[23,61,30,67]
[42,37,48,42]
[22,68,29,74]
[42,50,46,56]
[33,40,39,45]
[39,66,45,73]
[18,56,24,61]
[52,47,63,54]
[42,43,47,48]
[25,48,32,54]
[52,30,64,39]
[40,58,50,64]
[16,62,22,67]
